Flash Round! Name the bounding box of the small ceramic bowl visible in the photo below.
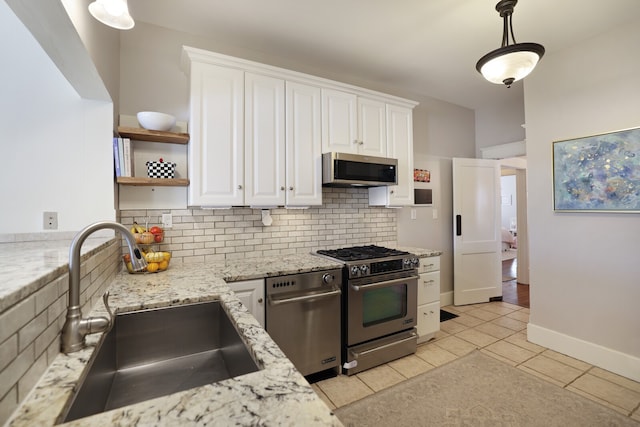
[137,111,176,131]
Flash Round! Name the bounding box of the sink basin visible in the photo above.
[61,301,260,422]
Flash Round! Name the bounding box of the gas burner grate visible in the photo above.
[317,245,409,262]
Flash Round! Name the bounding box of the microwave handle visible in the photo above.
[350,275,419,292]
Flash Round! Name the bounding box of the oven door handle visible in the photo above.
[350,332,418,358]
[350,275,419,292]
[267,288,341,306]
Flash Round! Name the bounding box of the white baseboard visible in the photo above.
[440,291,453,307]
[528,323,640,382]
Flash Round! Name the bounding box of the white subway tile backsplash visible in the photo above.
[120,188,398,265]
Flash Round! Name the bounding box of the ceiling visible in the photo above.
[129,0,640,110]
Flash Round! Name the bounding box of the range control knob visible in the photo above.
[351,266,360,277]
[322,273,334,284]
[359,265,370,275]
[403,258,412,267]
[411,258,420,267]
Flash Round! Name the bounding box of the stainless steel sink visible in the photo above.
[61,301,260,423]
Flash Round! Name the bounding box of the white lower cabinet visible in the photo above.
[416,256,440,343]
[227,279,265,327]
[369,104,415,206]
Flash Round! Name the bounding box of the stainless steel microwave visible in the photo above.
[322,152,398,187]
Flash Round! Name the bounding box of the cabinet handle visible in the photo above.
[280,186,285,191]
[258,298,263,304]
[353,139,359,145]
[238,185,243,190]
[359,140,364,145]
[390,190,395,194]
[289,186,293,191]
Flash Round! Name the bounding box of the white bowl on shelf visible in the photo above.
[136,112,176,132]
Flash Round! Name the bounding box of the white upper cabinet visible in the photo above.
[244,72,286,206]
[286,82,323,206]
[357,97,387,157]
[187,61,244,207]
[369,104,415,206]
[182,46,417,208]
[321,89,357,153]
[321,89,386,157]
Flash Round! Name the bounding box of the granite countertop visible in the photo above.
[4,240,439,426]
[397,246,442,258]
[0,236,114,313]
[6,258,344,426]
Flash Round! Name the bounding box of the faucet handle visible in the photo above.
[102,291,114,323]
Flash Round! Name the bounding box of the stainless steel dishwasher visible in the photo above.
[265,269,342,376]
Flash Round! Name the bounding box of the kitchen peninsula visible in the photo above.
[2,237,439,426]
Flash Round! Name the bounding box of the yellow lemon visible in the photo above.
[146,262,159,273]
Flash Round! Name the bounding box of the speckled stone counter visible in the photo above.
[0,236,114,313]
[397,246,442,258]
[5,259,344,427]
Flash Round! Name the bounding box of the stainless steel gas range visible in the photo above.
[316,245,420,375]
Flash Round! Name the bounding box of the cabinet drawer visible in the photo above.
[417,271,440,305]
[417,301,440,342]
[417,256,440,274]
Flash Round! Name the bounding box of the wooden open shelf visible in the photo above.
[117,126,189,144]
[116,177,190,187]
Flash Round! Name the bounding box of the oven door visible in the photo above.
[346,272,418,346]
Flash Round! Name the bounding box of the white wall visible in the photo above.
[398,98,476,298]
[524,20,640,380]
[475,85,526,157]
[0,1,115,234]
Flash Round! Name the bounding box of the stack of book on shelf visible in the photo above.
[113,137,133,177]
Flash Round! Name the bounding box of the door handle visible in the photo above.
[456,214,462,236]
[267,289,341,306]
[350,275,419,292]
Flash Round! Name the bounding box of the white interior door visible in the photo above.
[453,158,502,305]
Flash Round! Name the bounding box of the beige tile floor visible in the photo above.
[312,301,640,423]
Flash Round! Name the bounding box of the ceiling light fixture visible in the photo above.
[88,0,135,30]
[476,0,544,88]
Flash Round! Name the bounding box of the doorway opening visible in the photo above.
[500,158,529,307]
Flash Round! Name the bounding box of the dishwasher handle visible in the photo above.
[267,288,341,306]
[350,275,419,292]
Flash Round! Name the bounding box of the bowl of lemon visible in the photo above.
[123,250,171,274]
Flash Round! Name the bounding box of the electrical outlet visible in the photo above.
[43,211,58,230]
[162,213,173,228]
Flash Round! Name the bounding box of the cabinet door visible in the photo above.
[245,73,286,206]
[188,62,244,206]
[321,88,357,153]
[357,97,386,157]
[369,104,414,206]
[286,82,322,206]
[227,279,265,327]
[417,301,440,343]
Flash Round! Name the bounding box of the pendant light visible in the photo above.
[476,0,544,87]
[88,0,135,30]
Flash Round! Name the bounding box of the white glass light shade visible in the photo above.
[88,0,134,30]
[476,43,544,86]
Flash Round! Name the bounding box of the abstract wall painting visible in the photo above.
[553,126,640,212]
